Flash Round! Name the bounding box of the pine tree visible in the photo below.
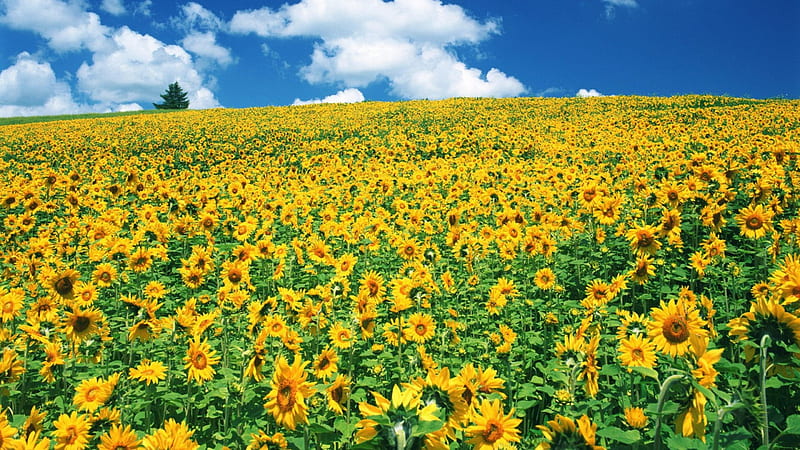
[153,82,190,109]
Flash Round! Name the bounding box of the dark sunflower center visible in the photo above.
[194,353,207,369]
[484,421,503,442]
[228,271,241,283]
[746,216,763,230]
[55,277,74,296]
[662,315,689,343]
[416,324,427,335]
[74,316,91,333]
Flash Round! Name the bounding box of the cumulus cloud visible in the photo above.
[0,0,220,111]
[101,0,126,16]
[230,0,525,100]
[178,2,224,31]
[0,53,87,117]
[576,88,604,97]
[293,88,365,105]
[182,31,233,66]
[0,0,111,52]
[77,27,220,108]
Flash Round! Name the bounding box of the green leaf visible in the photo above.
[411,419,444,437]
[667,434,708,449]
[516,400,538,410]
[630,366,659,380]
[765,377,785,389]
[595,426,641,444]
[785,414,800,434]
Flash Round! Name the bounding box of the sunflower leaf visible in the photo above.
[596,426,641,444]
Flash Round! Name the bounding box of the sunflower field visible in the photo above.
[0,95,798,449]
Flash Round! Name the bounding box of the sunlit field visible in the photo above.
[0,96,798,449]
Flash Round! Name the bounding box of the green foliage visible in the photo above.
[154,81,190,110]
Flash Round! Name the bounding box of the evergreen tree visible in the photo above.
[153,82,190,109]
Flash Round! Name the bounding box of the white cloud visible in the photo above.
[576,88,604,97]
[0,53,88,117]
[182,31,233,66]
[134,0,152,16]
[101,0,126,16]
[114,103,143,112]
[229,0,525,100]
[178,2,224,31]
[603,0,638,18]
[0,0,111,52]
[1,0,221,112]
[293,88,365,105]
[76,26,220,109]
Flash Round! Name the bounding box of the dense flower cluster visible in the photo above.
[0,95,797,448]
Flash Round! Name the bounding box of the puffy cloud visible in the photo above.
[1,0,220,111]
[0,53,87,117]
[576,88,604,97]
[182,31,233,66]
[0,0,111,52]
[230,0,525,100]
[293,88,365,105]
[77,27,220,108]
[115,103,144,112]
[101,0,126,16]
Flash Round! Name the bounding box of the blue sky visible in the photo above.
[1,0,798,116]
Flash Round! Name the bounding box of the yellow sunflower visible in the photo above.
[98,424,141,450]
[624,407,648,429]
[62,307,103,344]
[325,374,351,415]
[536,414,604,450]
[626,224,662,257]
[92,263,117,288]
[618,334,658,370]
[465,399,522,450]
[48,268,80,301]
[534,268,556,290]
[404,312,436,344]
[0,288,24,322]
[52,411,91,450]
[328,322,354,349]
[73,375,118,412]
[313,347,339,380]
[736,204,773,239]
[728,296,800,364]
[263,355,316,430]
[183,337,221,385]
[247,431,288,449]
[141,419,198,450]
[129,360,167,385]
[648,299,707,358]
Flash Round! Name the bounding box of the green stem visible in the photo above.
[653,374,686,450]
[759,334,771,448]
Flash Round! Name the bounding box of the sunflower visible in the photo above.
[263,355,316,430]
[360,270,386,299]
[630,255,656,285]
[0,288,24,322]
[626,224,662,257]
[62,307,103,344]
[535,414,604,450]
[618,334,658,370]
[675,390,708,442]
[129,360,167,385]
[220,260,251,290]
[355,384,441,447]
[736,204,773,239]
[265,314,286,338]
[0,411,17,446]
[328,322,354,349]
[313,347,339,380]
[141,419,198,449]
[184,337,221,385]
[52,411,91,450]
[73,375,116,412]
[728,296,800,364]
[245,335,268,382]
[128,248,153,273]
[39,340,64,383]
[92,263,117,288]
[397,237,421,260]
[325,374,351,415]
[336,253,358,277]
[534,268,556,290]
[648,299,707,358]
[247,431,288,449]
[22,405,47,438]
[179,265,205,290]
[409,367,468,442]
[780,270,800,305]
[97,424,140,450]
[404,313,436,344]
[14,430,51,449]
[624,407,648,429]
[465,399,522,450]
[48,268,80,301]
